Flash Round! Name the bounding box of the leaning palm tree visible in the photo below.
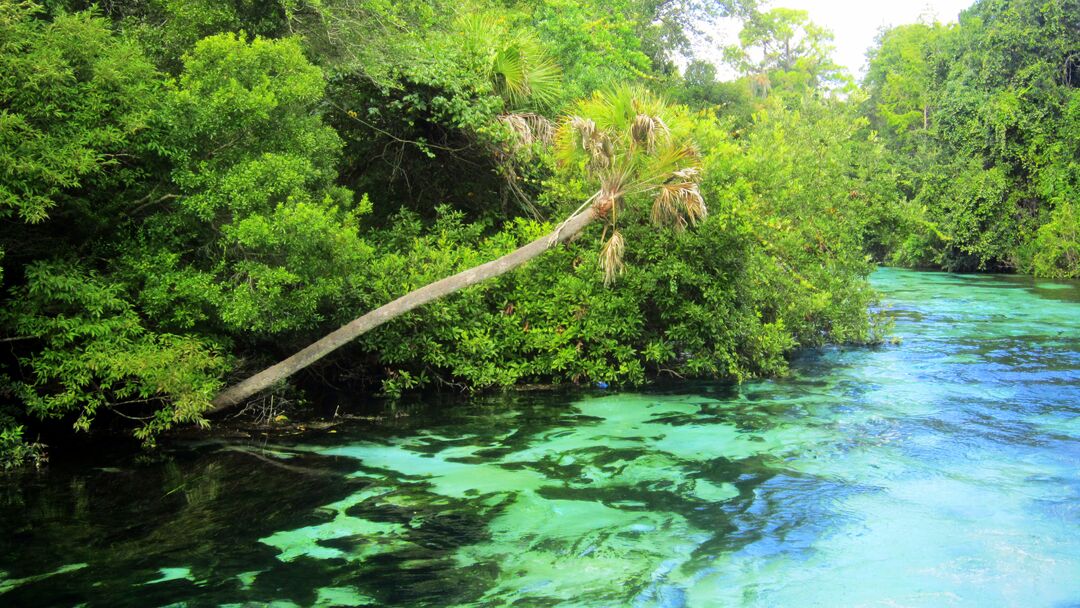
[209,87,706,412]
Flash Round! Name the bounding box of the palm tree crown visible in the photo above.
[555,88,706,283]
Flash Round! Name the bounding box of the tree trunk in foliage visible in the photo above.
[209,208,597,413]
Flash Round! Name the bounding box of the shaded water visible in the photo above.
[2,268,1079,607]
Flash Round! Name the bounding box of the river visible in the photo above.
[1,268,1078,607]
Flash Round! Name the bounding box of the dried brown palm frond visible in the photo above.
[599,230,626,286]
[496,111,557,166]
[502,113,528,134]
[672,166,701,183]
[651,182,707,231]
[599,170,629,206]
[493,112,556,219]
[570,116,596,148]
[651,183,682,227]
[631,114,656,150]
[566,115,616,172]
[630,114,671,153]
[682,185,707,225]
[521,113,555,145]
[586,133,614,172]
[653,116,670,138]
[498,112,555,158]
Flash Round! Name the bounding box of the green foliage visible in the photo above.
[865,23,951,140]
[864,0,1080,275]
[1,22,374,460]
[526,0,657,99]
[312,7,534,221]
[0,2,159,223]
[1025,89,1080,277]
[704,97,890,346]
[0,0,889,465]
[279,0,445,85]
[0,421,45,469]
[120,32,375,338]
[350,97,885,397]
[165,32,338,188]
[1029,201,1080,278]
[671,60,756,124]
[354,206,791,396]
[726,8,848,96]
[913,160,1029,271]
[3,262,227,444]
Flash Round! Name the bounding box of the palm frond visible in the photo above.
[457,14,503,56]
[650,182,707,231]
[600,168,631,204]
[492,37,562,109]
[570,116,596,148]
[631,114,656,151]
[599,230,626,286]
[672,166,701,182]
[629,143,700,194]
[456,13,563,110]
[492,45,527,105]
[499,112,555,152]
[682,185,707,225]
[651,184,683,228]
[518,51,562,108]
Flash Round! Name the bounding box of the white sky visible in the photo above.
[699,0,976,79]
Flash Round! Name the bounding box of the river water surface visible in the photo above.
[1,268,1078,607]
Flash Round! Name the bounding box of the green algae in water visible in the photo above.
[259,487,410,563]
[1,268,1079,607]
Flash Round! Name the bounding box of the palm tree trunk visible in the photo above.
[208,207,597,413]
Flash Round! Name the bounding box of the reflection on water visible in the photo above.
[1,269,1078,607]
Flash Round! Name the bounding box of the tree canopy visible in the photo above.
[2,0,1073,466]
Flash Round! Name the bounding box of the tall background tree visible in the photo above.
[725,8,847,96]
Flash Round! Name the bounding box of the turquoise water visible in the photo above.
[1,268,1078,607]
